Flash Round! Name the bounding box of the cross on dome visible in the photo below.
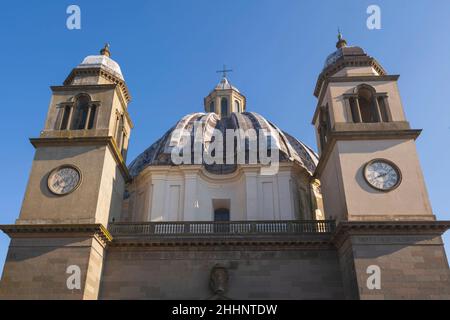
[216,65,233,79]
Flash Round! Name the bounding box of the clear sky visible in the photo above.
[0,0,449,273]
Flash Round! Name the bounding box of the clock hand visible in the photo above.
[374,172,387,179]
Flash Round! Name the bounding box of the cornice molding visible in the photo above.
[51,84,117,92]
[332,221,450,249]
[314,57,388,98]
[110,235,333,248]
[30,136,131,182]
[0,223,112,247]
[2,221,447,250]
[63,67,131,104]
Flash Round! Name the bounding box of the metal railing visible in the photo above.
[108,220,335,236]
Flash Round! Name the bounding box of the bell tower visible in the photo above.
[0,44,132,299]
[313,33,450,299]
[18,44,132,226]
[313,33,433,222]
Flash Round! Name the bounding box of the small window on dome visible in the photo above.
[209,101,215,113]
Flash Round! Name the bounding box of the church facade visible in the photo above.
[1,35,450,299]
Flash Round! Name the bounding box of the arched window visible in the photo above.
[209,101,215,113]
[358,86,378,123]
[234,100,240,113]
[348,85,390,123]
[221,98,228,116]
[71,94,91,130]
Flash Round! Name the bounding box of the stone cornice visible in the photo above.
[332,221,450,249]
[30,136,131,182]
[2,221,447,250]
[51,84,117,91]
[63,67,131,104]
[314,57,388,98]
[109,235,333,248]
[314,129,422,179]
[0,223,112,247]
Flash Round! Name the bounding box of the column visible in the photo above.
[373,96,383,122]
[183,173,198,221]
[149,172,167,221]
[277,170,294,220]
[354,98,362,123]
[243,168,259,220]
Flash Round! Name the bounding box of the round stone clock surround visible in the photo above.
[363,158,402,192]
[47,165,82,196]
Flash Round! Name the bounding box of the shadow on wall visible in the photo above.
[354,163,381,194]
[34,145,100,161]
[348,234,445,259]
[340,140,405,155]
[2,237,91,262]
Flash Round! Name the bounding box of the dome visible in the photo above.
[323,46,367,69]
[213,77,240,93]
[77,53,124,80]
[314,33,386,98]
[128,112,319,177]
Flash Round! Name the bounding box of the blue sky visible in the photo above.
[0,0,449,273]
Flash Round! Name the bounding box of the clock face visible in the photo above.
[47,165,81,195]
[364,159,401,191]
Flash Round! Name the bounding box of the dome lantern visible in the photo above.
[204,66,246,117]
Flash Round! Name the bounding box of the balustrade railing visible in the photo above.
[108,220,335,236]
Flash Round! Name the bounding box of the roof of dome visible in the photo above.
[323,46,367,69]
[128,112,319,177]
[77,54,124,80]
[314,34,386,98]
[214,77,240,92]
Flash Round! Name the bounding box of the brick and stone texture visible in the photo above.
[0,236,105,300]
[99,245,345,299]
[338,234,450,299]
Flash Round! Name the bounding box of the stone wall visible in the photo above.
[99,245,344,299]
[0,236,104,300]
[338,234,450,299]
